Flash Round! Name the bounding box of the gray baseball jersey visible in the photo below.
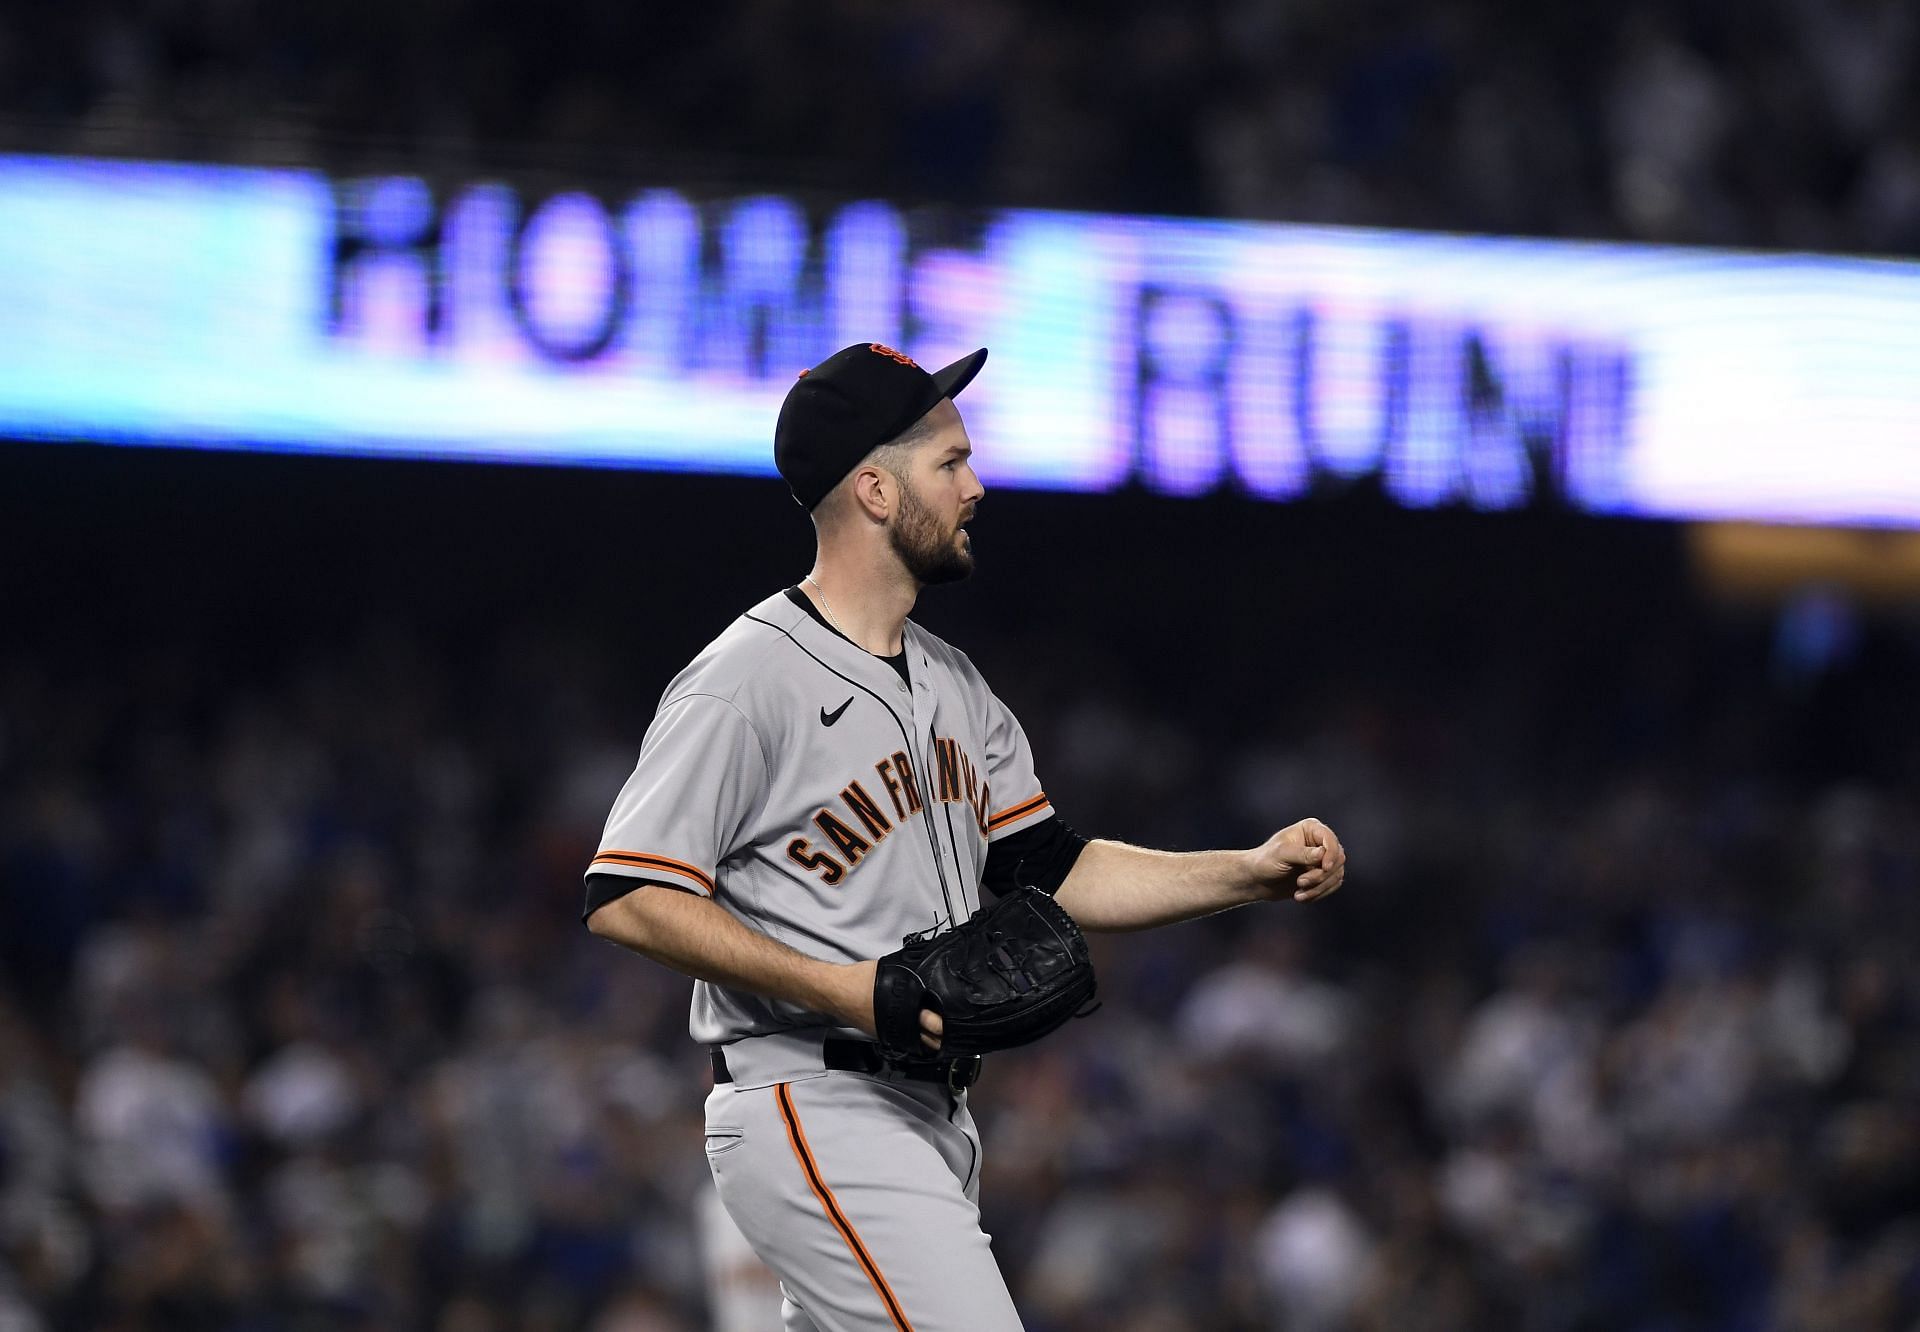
[589,589,1055,1045]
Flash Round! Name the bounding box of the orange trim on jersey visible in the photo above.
[986,793,1050,832]
[775,1082,915,1332]
[587,850,715,896]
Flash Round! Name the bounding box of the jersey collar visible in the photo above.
[765,588,918,691]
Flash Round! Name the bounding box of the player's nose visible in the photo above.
[962,464,985,504]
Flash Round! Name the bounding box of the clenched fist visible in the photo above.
[1250,818,1347,903]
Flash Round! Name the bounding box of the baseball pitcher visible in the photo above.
[584,342,1347,1331]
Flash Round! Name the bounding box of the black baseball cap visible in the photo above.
[775,342,988,510]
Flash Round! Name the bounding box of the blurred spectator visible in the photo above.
[1254,1185,1375,1330]
[1176,926,1355,1068]
[74,1019,230,1218]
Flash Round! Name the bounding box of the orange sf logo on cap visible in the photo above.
[869,343,919,368]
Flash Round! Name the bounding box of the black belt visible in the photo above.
[711,1039,982,1094]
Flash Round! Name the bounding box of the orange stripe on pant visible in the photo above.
[775,1082,916,1332]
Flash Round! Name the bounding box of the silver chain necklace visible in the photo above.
[802,575,856,644]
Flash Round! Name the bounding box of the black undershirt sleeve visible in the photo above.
[982,814,1089,897]
[583,873,685,923]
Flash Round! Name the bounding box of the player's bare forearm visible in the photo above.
[1053,841,1261,931]
[1053,818,1346,932]
[587,885,878,1035]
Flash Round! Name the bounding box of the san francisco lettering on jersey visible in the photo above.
[785,736,991,885]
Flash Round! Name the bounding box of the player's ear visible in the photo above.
[850,465,893,524]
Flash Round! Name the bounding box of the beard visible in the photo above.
[889,476,974,585]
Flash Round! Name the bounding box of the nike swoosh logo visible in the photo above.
[820,697,854,726]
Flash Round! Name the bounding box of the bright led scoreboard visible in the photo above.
[2,154,1917,526]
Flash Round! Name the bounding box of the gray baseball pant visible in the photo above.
[703,1029,1024,1332]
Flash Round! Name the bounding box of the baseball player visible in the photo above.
[583,341,1347,1331]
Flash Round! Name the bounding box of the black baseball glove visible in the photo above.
[873,887,1098,1059]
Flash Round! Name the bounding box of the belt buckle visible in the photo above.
[947,1055,982,1095]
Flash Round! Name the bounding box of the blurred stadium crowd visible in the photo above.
[2,581,1916,1329]
[4,0,1918,253]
